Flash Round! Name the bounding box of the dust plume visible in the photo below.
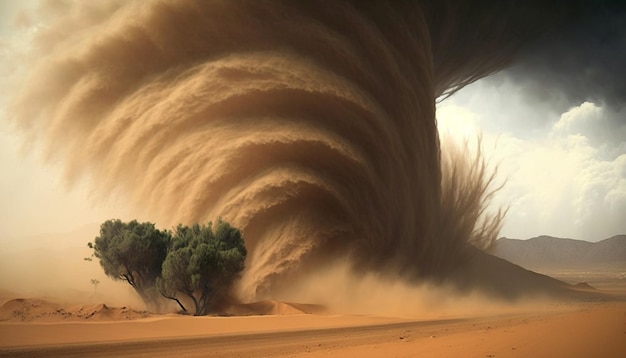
[271,261,560,317]
[4,1,586,301]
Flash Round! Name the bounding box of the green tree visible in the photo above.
[88,219,171,311]
[157,219,247,316]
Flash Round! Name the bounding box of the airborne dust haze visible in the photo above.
[3,0,621,307]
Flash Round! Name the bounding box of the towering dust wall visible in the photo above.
[6,0,581,298]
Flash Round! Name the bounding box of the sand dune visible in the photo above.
[0,295,325,324]
[0,298,150,323]
[224,300,326,316]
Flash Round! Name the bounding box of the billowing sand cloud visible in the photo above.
[5,1,614,300]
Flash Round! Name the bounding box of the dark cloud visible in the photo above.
[498,0,626,114]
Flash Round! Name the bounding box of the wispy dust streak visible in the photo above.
[6,0,550,300]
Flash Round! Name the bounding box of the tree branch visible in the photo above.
[158,289,187,312]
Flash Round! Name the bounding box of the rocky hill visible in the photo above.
[490,235,626,268]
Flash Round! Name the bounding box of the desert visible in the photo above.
[1,234,625,357]
[2,1,626,357]
[1,290,625,357]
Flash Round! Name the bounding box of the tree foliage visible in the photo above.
[88,218,246,316]
[158,219,247,316]
[88,219,171,310]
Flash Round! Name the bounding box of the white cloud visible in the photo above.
[552,101,602,134]
[438,96,626,242]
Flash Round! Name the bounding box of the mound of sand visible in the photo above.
[0,298,150,322]
[573,282,596,290]
[0,295,325,322]
[224,300,326,316]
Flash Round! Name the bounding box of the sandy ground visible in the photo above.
[0,298,624,357]
[1,262,625,357]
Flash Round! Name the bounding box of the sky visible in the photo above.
[437,75,626,242]
[0,0,132,245]
[0,1,624,244]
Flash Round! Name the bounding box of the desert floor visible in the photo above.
[1,268,625,358]
[1,300,624,357]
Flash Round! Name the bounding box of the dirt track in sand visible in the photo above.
[1,301,625,358]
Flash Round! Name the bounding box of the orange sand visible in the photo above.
[1,295,624,357]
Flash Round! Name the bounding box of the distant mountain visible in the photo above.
[490,235,626,268]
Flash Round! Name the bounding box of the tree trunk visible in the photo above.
[199,285,221,316]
